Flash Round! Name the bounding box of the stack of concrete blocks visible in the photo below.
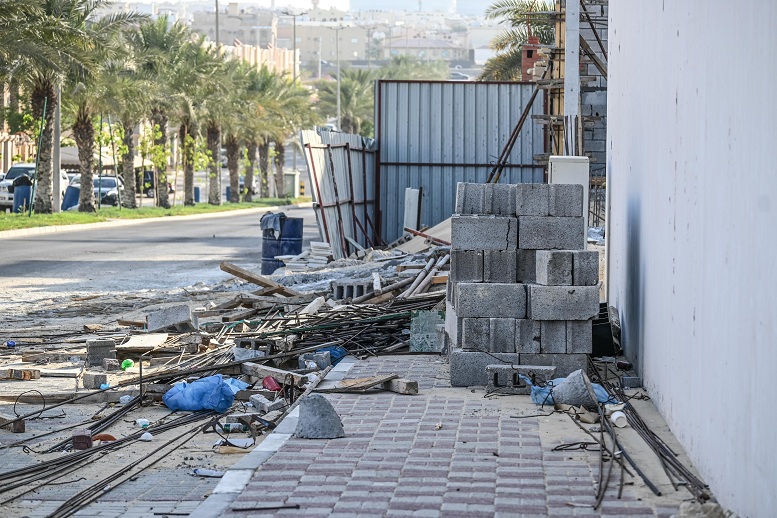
[446,182,599,386]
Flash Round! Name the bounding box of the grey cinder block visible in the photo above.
[455,182,485,215]
[540,321,567,353]
[461,317,490,351]
[455,283,527,318]
[549,184,584,217]
[82,372,108,389]
[250,394,285,413]
[484,250,517,283]
[515,183,549,216]
[535,250,573,286]
[516,319,541,353]
[146,304,198,333]
[449,348,519,386]
[566,320,593,353]
[451,215,518,251]
[573,250,599,286]
[86,338,116,367]
[489,318,516,353]
[518,353,589,377]
[517,249,537,283]
[518,216,586,250]
[485,183,516,216]
[486,364,557,395]
[450,250,484,283]
[528,285,599,320]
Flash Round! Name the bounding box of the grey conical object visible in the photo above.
[294,394,345,439]
[552,369,598,409]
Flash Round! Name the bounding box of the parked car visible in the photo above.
[0,164,68,209]
[449,71,470,81]
[136,170,175,198]
[70,174,125,206]
[239,176,258,195]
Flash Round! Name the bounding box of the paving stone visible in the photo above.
[450,215,517,251]
[455,182,485,215]
[535,250,574,286]
[527,285,599,320]
[450,250,484,283]
[549,183,584,217]
[484,183,516,215]
[454,283,526,318]
[573,250,599,286]
[518,216,586,250]
[515,183,550,216]
[483,250,517,283]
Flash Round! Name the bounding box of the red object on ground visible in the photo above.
[262,376,282,392]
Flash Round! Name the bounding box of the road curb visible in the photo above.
[188,357,357,518]
[0,201,314,240]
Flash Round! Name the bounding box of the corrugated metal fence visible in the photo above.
[376,80,545,243]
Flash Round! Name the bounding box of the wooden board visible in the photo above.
[317,374,399,393]
[220,262,301,297]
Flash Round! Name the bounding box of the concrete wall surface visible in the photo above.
[607,2,777,516]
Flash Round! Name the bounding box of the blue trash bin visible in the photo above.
[261,217,303,275]
[193,186,200,203]
[225,186,231,202]
[12,185,32,213]
[61,185,80,211]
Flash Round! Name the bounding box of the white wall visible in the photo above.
[607,2,777,516]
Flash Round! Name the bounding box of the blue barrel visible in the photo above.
[225,186,231,202]
[194,186,200,203]
[61,185,80,211]
[261,217,303,275]
[12,185,32,213]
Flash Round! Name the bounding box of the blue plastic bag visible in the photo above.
[163,374,235,413]
[223,377,249,395]
[315,345,348,365]
[519,375,620,406]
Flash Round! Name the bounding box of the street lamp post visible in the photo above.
[215,0,222,204]
[327,26,345,131]
[283,10,307,83]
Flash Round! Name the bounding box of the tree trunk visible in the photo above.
[73,104,96,212]
[180,120,197,206]
[225,133,240,203]
[258,137,270,198]
[273,138,285,198]
[121,120,137,208]
[206,122,220,205]
[150,108,170,208]
[31,80,56,214]
[245,141,257,203]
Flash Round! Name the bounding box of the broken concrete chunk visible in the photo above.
[551,369,598,409]
[294,394,345,439]
[249,394,285,413]
[82,372,108,389]
[146,304,199,333]
[103,358,121,371]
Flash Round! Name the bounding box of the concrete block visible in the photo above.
[103,358,121,371]
[409,310,446,353]
[535,250,573,285]
[249,394,285,413]
[298,351,332,370]
[483,250,517,283]
[86,338,116,367]
[489,318,516,353]
[573,250,599,286]
[528,285,599,320]
[486,364,557,395]
[484,183,516,215]
[516,319,541,353]
[566,320,593,353]
[449,348,519,386]
[518,353,589,377]
[540,321,567,353]
[461,317,489,351]
[518,216,586,250]
[515,183,549,216]
[294,393,345,439]
[454,283,526,318]
[450,215,517,251]
[516,250,537,283]
[455,182,485,214]
[82,372,108,389]
[146,304,198,333]
[450,250,484,283]
[549,184,584,217]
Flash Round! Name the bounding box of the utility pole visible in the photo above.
[215,0,222,204]
[52,84,61,213]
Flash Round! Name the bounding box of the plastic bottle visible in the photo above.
[136,419,150,429]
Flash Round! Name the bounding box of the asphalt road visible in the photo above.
[0,205,319,301]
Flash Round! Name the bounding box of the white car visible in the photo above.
[0,164,68,209]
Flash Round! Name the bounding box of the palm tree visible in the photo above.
[379,55,449,80]
[480,0,555,81]
[0,0,129,213]
[316,69,374,135]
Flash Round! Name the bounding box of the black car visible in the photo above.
[137,170,175,198]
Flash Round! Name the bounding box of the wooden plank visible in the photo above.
[39,368,81,378]
[241,362,309,387]
[317,374,399,393]
[382,378,419,395]
[220,262,301,297]
[118,319,146,327]
[432,272,449,284]
[0,368,41,381]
